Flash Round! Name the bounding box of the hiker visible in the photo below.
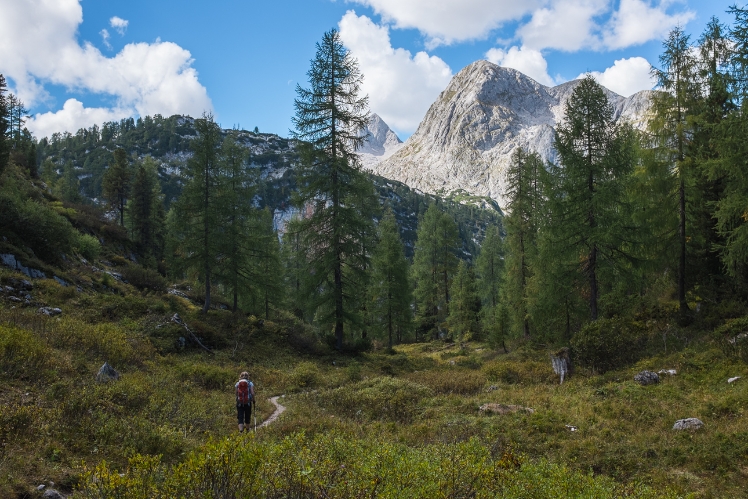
[235,371,255,432]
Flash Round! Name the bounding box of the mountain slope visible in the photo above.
[368,60,654,209]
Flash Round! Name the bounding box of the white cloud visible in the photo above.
[583,56,655,96]
[603,0,694,49]
[0,0,211,138]
[485,46,555,86]
[518,0,607,51]
[29,99,131,139]
[100,29,111,49]
[109,16,129,35]
[338,11,453,134]
[348,0,543,47]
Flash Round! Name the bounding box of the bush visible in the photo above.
[76,233,101,261]
[0,325,50,378]
[712,316,748,363]
[570,317,647,373]
[121,264,167,293]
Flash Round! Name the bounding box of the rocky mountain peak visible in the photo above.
[367,60,653,209]
[358,113,403,169]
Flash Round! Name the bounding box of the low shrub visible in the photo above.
[76,233,101,261]
[712,316,748,363]
[0,325,50,378]
[570,316,647,373]
[482,359,555,384]
[288,361,320,392]
[405,369,486,395]
[121,264,167,293]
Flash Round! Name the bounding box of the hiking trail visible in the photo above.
[259,396,286,428]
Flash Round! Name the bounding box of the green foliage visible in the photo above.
[712,316,748,362]
[0,325,50,379]
[121,264,167,293]
[102,147,131,226]
[570,317,648,373]
[447,260,481,340]
[76,233,101,261]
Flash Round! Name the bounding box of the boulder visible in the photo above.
[96,362,120,383]
[42,489,66,499]
[38,307,62,316]
[634,370,660,386]
[479,403,535,415]
[728,376,741,384]
[673,418,704,431]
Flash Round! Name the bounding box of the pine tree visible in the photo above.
[291,29,373,350]
[170,113,222,313]
[475,225,506,345]
[102,148,131,226]
[370,209,412,348]
[650,27,701,313]
[0,74,9,177]
[128,156,165,268]
[503,148,543,337]
[551,75,638,321]
[412,204,459,339]
[447,260,481,340]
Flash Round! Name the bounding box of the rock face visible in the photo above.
[358,113,404,170]
[634,371,660,386]
[369,60,654,209]
[673,418,704,431]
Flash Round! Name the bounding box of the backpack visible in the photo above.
[236,379,252,405]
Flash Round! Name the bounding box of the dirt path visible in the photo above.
[259,396,286,428]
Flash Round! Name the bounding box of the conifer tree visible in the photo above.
[102,148,131,226]
[503,148,543,337]
[128,156,165,268]
[282,217,310,320]
[0,74,9,176]
[247,208,284,319]
[475,225,506,347]
[447,260,481,340]
[412,204,459,338]
[291,29,373,350]
[370,209,412,348]
[550,75,638,321]
[650,27,700,313]
[171,113,222,313]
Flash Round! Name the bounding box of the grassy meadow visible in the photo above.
[1,259,747,498]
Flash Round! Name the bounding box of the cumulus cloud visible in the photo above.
[603,0,694,50]
[485,46,555,86]
[30,99,131,139]
[0,0,211,138]
[582,56,656,96]
[109,16,129,35]
[338,11,453,134]
[348,0,543,47]
[518,0,607,51]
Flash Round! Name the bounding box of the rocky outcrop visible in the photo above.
[358,113,404,170]
[370,60,653,209]
[0,253,47,279]
[634,371,660,386]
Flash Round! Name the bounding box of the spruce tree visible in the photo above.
[412,204,459,339]
[171,113,222,313]
[503,148,543,337]
[128,156,165,268]
[475,225,507,347]
[291,29,373,350]
[102,148,131,226]
[370,209,412,348]
[0,74,9,177]
[247,208,284,319]
[551,75,637,321]
[650,27,700,313]
[447,260,481,340]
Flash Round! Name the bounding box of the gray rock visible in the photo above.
[728,376,741,384]
[38,307,62,316]
[479,403,535,415]
[42,489,66,499]
[8,296,21,302]
[673,418,704,431]
[96,362,120,383]
[634,370,660,386]
[53,276,70,287]
[658,369,677,376]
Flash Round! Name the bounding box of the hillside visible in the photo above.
[35,114,501,260]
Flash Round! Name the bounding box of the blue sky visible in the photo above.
[0,0,736,140]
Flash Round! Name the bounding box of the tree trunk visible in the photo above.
[678,176,688,313]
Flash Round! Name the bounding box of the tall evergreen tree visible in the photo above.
[475,225,507,347]
[128,156,165,268]
[102,148,131,226]
[0,74,9,177]
[650,27,700,313]
[412,204,459,339]
[246,208,284,319]
[551,75,638,321]
[370,209,412,348]
[171,113,223,313]
[447,260,481,340]
[503,148,543,337]
[291,29,373,350]
[282,217,310,320]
